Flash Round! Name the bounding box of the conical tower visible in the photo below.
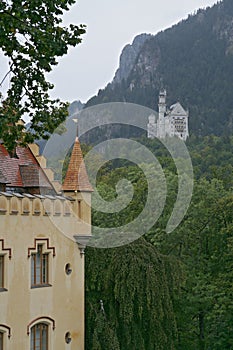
[62,136,93,252]
[62,136,93,193]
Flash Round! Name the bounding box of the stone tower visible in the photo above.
[158,89,167,138]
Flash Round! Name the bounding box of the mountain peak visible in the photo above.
[112,33,152,84]
[86,0,233,137]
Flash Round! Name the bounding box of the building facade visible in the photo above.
[147,89,189,141]
[0,137,92,350]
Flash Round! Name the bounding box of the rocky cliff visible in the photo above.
[86,0,233,136]
[112,33,152,84]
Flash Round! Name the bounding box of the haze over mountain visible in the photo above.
[85,0,233,137]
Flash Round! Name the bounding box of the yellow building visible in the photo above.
[0,137,92,350]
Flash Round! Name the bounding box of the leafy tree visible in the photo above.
[0,0,85,153]
[85,239,180,350]
[154,179,233,350]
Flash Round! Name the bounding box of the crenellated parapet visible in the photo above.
[0,192,75,217]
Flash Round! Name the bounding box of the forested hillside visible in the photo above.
[85,135,233,349]
[86,0,233,137]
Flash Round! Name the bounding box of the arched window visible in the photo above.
[30,323,48,350]
[0,325,11,349]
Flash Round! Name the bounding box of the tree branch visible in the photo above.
[0,64,13,87]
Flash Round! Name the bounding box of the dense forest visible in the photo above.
[84,135,233,349]
[85,0,233,137]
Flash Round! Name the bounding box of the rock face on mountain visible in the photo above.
[112,33,152,84]
[68,100,84,116]
[86,0,233,136]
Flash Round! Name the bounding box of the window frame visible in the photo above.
[31,245,50,288]
[0,239,11,292]
[30,323,48,350]
[0,256,4,290]
[78,200,82,219]
[0,331,3,350]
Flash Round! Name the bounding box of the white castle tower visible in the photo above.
[147,90,189,141]
[157,89,167,138]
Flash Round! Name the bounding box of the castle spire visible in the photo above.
[158,89,166,118]
[62,137,93,192]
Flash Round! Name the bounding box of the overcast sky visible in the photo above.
[0,0,218,104]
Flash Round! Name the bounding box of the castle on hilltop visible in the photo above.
[147,89,189,141]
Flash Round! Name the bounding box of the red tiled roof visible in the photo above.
[0,169,8,184]
[20,164,53,188]
[0,143,54,190]
[62,137,93,192]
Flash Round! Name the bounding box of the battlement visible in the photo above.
[0,192,74,217]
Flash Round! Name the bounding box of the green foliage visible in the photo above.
[141,135,233,190]
[151,178,233,350]
[0,0,85,152]
[86,239,179,350]
[186,135,233,188]
[85,134,233,349]
[92,163,148,228]
[91,312,120,350]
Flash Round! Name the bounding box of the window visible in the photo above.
[29,239,55,288]
[78,200,82,219]
[31,245,49,287]
[0,256,4,289]
[30,323,48,350]
[0,332,3,350]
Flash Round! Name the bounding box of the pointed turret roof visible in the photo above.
[62,137,93,192]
